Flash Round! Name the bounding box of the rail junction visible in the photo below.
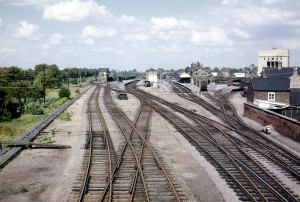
[1,80,300,201]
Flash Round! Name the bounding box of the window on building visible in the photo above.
[268,92,275,101]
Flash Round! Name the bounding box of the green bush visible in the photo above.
[58,112,72,121]
[19,185,28,193]
[69,78,78,85]
[25,101,44,115]
[58,87,71,99]
[0,109,12,122]
[75,88,80,94]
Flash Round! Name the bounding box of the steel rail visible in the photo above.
[100,85,150,202]
[170,82,300,183]
[78,85,99,202]
[169,91,300,180]
[146,94,296,201]
[190,109,297,202]
[95,85,114,201]
[125,85,183,202]
[104,85,182,201]
[172,82,300,177]
[130,100,151,202]
[127,80,299,201]
[200,89,300,177]
[131,88,259,200]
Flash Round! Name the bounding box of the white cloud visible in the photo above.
[191,27,231,46]
[124,34,150,41]
[43,1,111,22]
[0,47,18,53]
[235,7,294,27]
[220,0,238,5]
[79,38,95,46]
[50,33,64,45]
[81,25,117,38]
[262,0,287,5]
[151,17,192,30]
[231,28,250,39]
[158,44,181,54]
[6,0,58,7]
[119,15,136,24]
[42,44,50,49]
[14,21,39,38]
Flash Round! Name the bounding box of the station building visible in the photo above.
[145,68,158,87]
[190,62,209,91]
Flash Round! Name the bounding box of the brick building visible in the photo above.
[190,62,209,91]
[247,67,300,119]
[247,78,290,108]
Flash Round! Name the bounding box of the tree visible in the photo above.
[34,64,63,89]
[0,66,37,118]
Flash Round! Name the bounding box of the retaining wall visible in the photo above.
[244,103,300,143]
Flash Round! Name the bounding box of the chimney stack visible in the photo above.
[289,67,300,89]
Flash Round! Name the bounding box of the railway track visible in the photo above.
[69,85,116,201]
[172,82,300,181]
[125,80,300,201]
[102,85,188,201]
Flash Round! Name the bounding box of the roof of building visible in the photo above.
[290,88,300,106]
[264,67,300,78]
[251,77,290,91]
[233,73,245,78]
[179,73,190,78]
[146,68,156,72]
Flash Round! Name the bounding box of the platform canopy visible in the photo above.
[179,73,190,78]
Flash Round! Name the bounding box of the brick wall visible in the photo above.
[244,103,300,143]
[254,91,290,104]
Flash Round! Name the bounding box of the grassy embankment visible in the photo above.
[0,84,87,143]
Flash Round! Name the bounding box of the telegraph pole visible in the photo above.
[68,67,70,89]
[43,65,46,103]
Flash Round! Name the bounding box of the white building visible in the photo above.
[257,49,289,77]
[146,68,158,87]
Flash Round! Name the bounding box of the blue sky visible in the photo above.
[0,0,300,71]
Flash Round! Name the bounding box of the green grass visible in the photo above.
[0,114,44,142]
[46,89,59,99]
[37,135,55,143]
[47,86,80,99]
[0,84,88,143]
